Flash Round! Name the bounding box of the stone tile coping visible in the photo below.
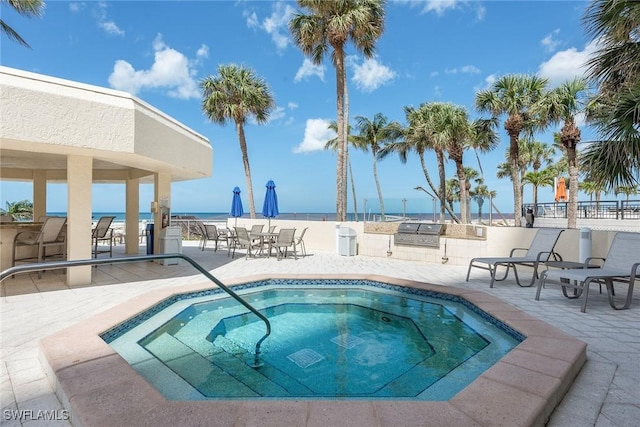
[39,274,586,427]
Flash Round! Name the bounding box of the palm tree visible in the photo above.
[544,78,588,228]
[325,121,363,221]
[350,113,403,220]
[434,104,475,223]
[381,103,459,223]
[1,0,44,48]
[201,64,275,219]
[476,74,549,226]
[581,0,640,189]
[289,0,386,222]
[1,199,33,220]
[522,169,555,210]
[615,185,640,203]
[470,179,495,223]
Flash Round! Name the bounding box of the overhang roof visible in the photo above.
[0,66,212,184]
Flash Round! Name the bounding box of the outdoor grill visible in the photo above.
[394,222,444,248]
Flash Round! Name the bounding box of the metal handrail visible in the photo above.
[0,253,271,368]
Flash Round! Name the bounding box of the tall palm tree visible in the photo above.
[435,104,474,223]
[543,78,588,228]
[350,113,403,220]
[1,0,43,48]
[476,74,549,225]
[201,64,275,219]
[325,121,363,221]
[289,0,386,221]
[582,0,640,189]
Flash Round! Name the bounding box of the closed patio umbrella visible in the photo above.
[230,186,244,226]
[262,180,279,230]
[555,177,567,203]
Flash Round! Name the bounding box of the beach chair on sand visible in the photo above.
[466,228,564,288]
[536,232,640,313]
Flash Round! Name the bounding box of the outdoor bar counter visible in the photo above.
[0,222,43,272]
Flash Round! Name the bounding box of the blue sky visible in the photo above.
[1,0,604,216]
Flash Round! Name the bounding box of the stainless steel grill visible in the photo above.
[394,223,444,248]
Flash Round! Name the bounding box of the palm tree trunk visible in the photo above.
[419,152,459,222]
[373,151,385,220]
[343,66,350,221]
[567,146,578,229]
[236,122,256,218]
[436,149,447,222]
[509,135,523,227]
[335,46,347,222]
[455,161,468,223]
[348,159,358,221]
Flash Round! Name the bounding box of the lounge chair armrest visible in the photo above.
[585,256,606,267]
[632,263,640,279]
[535,251,554,262]
[509,247,527,256]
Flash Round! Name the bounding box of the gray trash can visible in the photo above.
[159,226,183,265]
[338,227,357,256]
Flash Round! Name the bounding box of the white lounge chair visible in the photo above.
[536,232,640,313]
[466,228,564,288]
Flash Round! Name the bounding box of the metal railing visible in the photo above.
[524,200,640,220]
[0,253,271,368]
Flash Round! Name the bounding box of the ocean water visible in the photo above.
[47,212,514,223]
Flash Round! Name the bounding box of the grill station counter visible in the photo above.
[394,222,444,248]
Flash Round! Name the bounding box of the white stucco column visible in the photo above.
[125,177,140,255]
[32,170,47,221]
[153,172,171,255]
[67,155,92,284]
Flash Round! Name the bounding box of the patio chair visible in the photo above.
[12,216,67,278]
[197,222,226,251]
[272,228,297,261]
[295,227,308,257]
[231,227,262,259]
[466,228,564,288]
[536,232,640,313]
[92,216,116,258]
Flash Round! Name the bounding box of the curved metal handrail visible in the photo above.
[0,253,271,368]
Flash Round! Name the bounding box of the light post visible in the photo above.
[414,186,436,222]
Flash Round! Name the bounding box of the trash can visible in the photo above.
[146,223,154,255]
[338,227,357,256]
[159,226,183,265]
[579,227,592,263]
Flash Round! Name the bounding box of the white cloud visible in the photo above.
[537,40,598,86]
[270,106,286,122]
[475,73,497,92]
[288,102,298,110]
[541,29,561,52]
[99,21,124,37]
[294,58,325,82]
[445,65,480,74]
[69,3,83,13]
[245,1,295,52]
[196,44,209,59]
[94,2,124,36]
[293,119,336,153]
[351,57,396,92]
[423,0,460,15]
[108,34,204,99]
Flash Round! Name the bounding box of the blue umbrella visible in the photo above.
[262,180,279,229]
[230,186,244,226]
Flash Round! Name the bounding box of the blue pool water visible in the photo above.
[103,279,523,400]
